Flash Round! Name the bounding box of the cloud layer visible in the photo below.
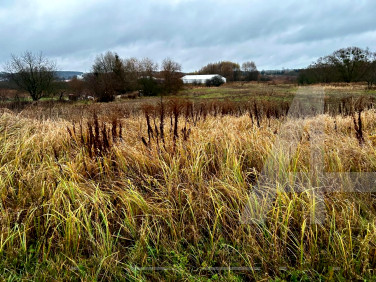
[1,0,375,72]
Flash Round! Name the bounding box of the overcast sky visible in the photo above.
[1,0,375,72]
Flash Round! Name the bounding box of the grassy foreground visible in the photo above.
[1,102,376,280]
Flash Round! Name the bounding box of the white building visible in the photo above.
[181,74,226,84]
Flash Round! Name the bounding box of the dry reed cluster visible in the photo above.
[0,96,376,280]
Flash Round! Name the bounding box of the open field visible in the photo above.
[1,82,376,120]
[1,84,376,280]
[180,82,299,101]
[179,82,376,101]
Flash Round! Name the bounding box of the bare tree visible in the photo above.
[138,58,160,96]
[242,61,259,81]
[198,61,240,81]
[308,56,336,83]
[299,47,376,84]
[139,57,158,78]
[89,51,125,101]
[123,57,140,91]
[328,47,373,82]
[161,58,183,94]
[5,51,57,101]
[364,58,376,89]
[68,76,87,97]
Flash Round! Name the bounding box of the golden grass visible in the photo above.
[0,108,376,280]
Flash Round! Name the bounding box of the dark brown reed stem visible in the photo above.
[159,98,165,143]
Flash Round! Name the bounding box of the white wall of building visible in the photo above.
[181,74,226,84]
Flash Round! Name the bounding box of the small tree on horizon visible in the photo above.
[161,58,183,94]
[5,51,57,101]
[89,51,124,102]
[298,46,376,84]
[242,61,259,81]
[328,47,373,83]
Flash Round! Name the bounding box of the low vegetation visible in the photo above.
[1,84,376,280]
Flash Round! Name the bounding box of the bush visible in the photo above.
[138,77,162,96]
[206,75,225,87]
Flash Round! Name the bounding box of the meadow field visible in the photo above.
[1,82,376,280]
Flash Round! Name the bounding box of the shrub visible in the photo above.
[138,77,162,96]
[206,75,225,87]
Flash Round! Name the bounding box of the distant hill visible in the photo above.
[0,71,84,81]
[56,71,84,80]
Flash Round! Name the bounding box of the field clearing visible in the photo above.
[1,84,376,280]
[179,82,376,102]
[0,82,375,122]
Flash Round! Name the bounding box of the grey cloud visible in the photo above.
[281,1,376,44]
[1,0,375,72]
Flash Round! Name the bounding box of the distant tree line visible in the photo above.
[5,47,376,102]
[298,47,376,87]
[84,52,183,101]
[197,60,259,82]
[4,50,183,101]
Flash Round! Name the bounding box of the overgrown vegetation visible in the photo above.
[205,75,225,87]
[1,85,376,280]
[298,47,376,86]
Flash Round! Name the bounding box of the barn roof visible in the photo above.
[182,74,224,80]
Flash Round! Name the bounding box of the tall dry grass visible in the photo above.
[0,102,376,280]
